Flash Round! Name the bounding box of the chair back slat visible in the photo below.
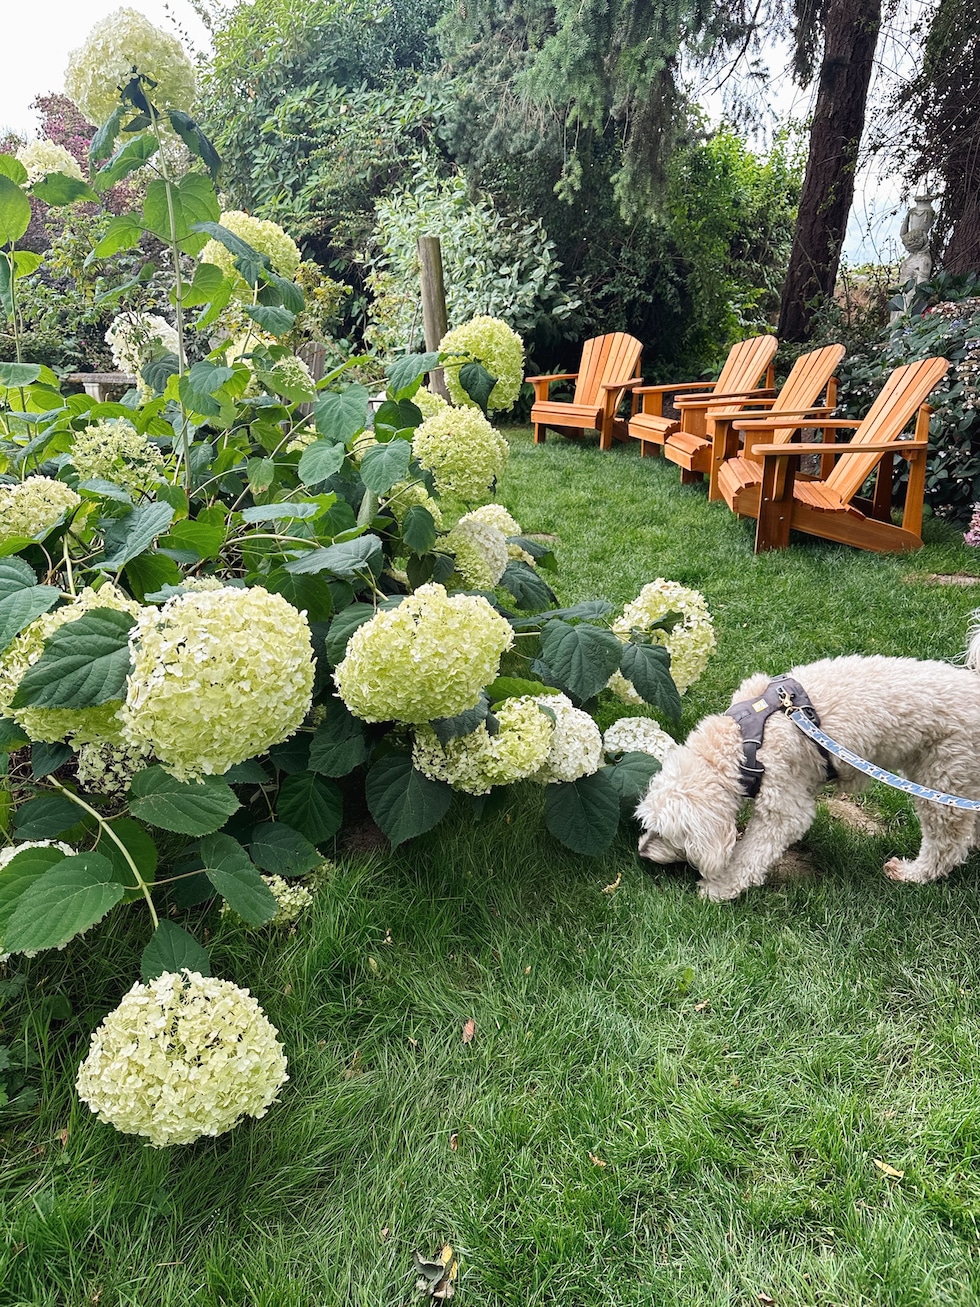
[713,335,778,396]
[825,357,949,504]
[736,344,846,469]
[574,333,642,407]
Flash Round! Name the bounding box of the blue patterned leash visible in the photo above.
[784,705,980,812]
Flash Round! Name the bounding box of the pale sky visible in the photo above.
[0,0,914,266]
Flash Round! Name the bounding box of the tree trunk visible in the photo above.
[942,192,980,275]
[777,0,883,342]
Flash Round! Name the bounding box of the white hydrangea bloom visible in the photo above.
[74,738,153,795]
[0,841,75,961]
[16,139,85,186]
[532,693,603,784]
[71,419,166,494]
[105,313,179,379]
[603,716,677,762]
[76,970,288,1147]
[65,7,196,126]
[0,477,80,547]
[412,407,509,502]
[440,316,525,414]
[413,388,449,419]
[123,586,315,780]
[412,696,554,794]
[609,579,716,699]
[0,584,141,746]
[200,211,301,298]
[466,503,520,537]
[385,480,444,529]
[445,513,509,589]
[335,583,513,724]
[221,874,314,926]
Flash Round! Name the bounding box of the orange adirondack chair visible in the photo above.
[697,343,846,500]
[720,357,949,554]
[626,335,778,457]
[530,333,643,451]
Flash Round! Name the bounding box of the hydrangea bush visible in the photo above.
[0,39,709,1147]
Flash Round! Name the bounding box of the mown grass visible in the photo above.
[4,429,980,1307]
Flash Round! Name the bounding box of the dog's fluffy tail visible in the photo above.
[966,611,980,672]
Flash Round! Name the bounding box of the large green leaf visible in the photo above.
[308,701,370,777]
[373,398,423,433]
[313,386,369,444]
[191,220,270,285]
[127,767,240,835]
[284,535,382,580]
[88,106,126,164]
[4,853,122,954]
[458,361,497,412]
[249,822,322,877]
[359,439,412,495]
[400,504,438,555]
[101,501,175,569]
[0,154,28,185]
[0,584,60,656]
[430,695,490,747]
[12,608,135,710]
[178,361,234,418]
[298,439,346,486]
[0,363,41,391]
[0,175,32,246]
[99,816,158,902]
[166,109,221,180]
[619,640,682,721]
[0,843,69,945]
[200,833,277,925]
[245,304,295,336]
[179,260,226,307]
[31,173,99,206]
[12,793,83,840]
[276,772,343,844]
[539,620,624,702]
[143,175,219,255]
[386,352,441,401]
[500,561,558,611]
[325,603,376,664]
[609,751,663,807]
[544,768,621,855]
[87,212,144,262]
[365,754,452,847]
[141,919,211,982]
[93,132,159,192]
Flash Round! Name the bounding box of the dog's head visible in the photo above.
[635,716,742,881]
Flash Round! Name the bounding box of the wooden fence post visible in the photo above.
[417,234,450,400]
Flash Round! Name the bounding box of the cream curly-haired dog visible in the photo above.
[636,625,980,901]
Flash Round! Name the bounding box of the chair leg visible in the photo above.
[533,423,546,445]
[640,440,660,458]
[754,457,795,553]
[680,470,704,485]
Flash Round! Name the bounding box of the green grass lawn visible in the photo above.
[5,430,980,1306]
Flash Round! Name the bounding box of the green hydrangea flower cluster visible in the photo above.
[466,503,534,563]
[70,419,167,494]
[76,970,288,1147]
[200,211,301,299]
[608,579,716,699]
[412,407,509,502]
[65,7,196,126]
[123,586,315,780]
[335,583,514,724]
[74,738,153,796]
[0,477,80,548]
[385,480,444,528]
[0,584,141,746]
[445,511,509,589]
[222,875,314,927]
[440,316,525,414]
[413,388,449,419]
[603,716,677,762]
[532,693,603,784]
[16,139,85,186]
[412,696,554,794]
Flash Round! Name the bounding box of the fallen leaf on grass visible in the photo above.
[602,871,622,894]
[57,1128,69,1147]
[874,1159,905,1179]
[694,1001,710,1012]
[461,1019,475,1044]
[414,1245,458,1300]
[449,1132,458,1152]
[588,1152,607,1168]
[758,1294,776,1305]
[343,1051,363,1079]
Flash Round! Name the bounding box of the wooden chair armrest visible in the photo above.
[674,386,776,408]
[734,416,861,432]
[598,376,644,391]
[526,372,578,384]
[755,439,928,457]
[632,381,717,395]
[710,405,833,424]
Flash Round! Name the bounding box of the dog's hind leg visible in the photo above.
[884,801,976,884]
[697,797,818,901]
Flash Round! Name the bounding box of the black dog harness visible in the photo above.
[725,674,838,798]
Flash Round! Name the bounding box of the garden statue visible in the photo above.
[891,193,938,320]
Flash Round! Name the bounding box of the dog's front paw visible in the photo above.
[697,878,741,903]
[883,856,941,884]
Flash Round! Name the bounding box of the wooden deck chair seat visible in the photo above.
[702,343,845,500]
[720,357,949,554]
[530,333,642,451]
[626,334,778,457]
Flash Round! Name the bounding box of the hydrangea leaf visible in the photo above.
[245,304,295,336]
[166,109,221,181]
[250,822,322,877]
[386,352,441,401]
[510,599,615,631]
[141,920,211,983]
[257,268,304,313]
[401,504,438,555]
[373,398,423,433]
[430,694,490,748]
[240,501,322,524]
[178,260,226,308]
[324,603,376,664]
[509,535,558,571]
[123,551,182,603]
[178,362,235,418]
[200,833,277,925]
[359,439,412,494]
[0,175,32,246]
[4,853,123,955]
[101,501,175,569]
[0,718,29,752]
[366,755,453,847]
[0,844,70,944]
[32,173,99,207]
[276,772,343,844]
[298,438,346,486]
[458,361,497,413]
[264,569,336,624]
[609,751,663,806]
[0,584,61,656]
[313,386,369,444]
[12,793,85,841]
[539,619,624,703]
[500,560,558,612]
[0,363,41,390]
[544,769,621,856]
[308,702,370,778]
[100,817,158,902]
[30,742,73,780]
[143,175,219,256]
[283,535,382,580]
[619,641,682,721]
[127,768,240,836]
[0,154,29,186]
[11,608,136,711]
